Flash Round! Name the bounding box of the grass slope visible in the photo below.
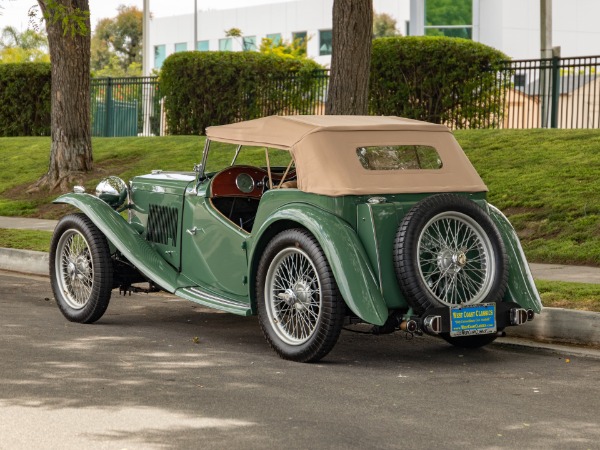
[1,130,599,266]
[455,129,600,266]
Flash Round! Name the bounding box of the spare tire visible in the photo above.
[393,194,508,315]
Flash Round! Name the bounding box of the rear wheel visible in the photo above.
[256,229,344,362]
[50,214,113,323]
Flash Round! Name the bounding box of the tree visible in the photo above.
[425,0,472,38]
[373,12,400,38]
[32,0,92,192]
[259,36,308,59]
[325,0,372,115]
[91,5,142,76]
[0,26,49,62]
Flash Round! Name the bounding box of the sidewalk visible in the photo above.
[1,215,599,349]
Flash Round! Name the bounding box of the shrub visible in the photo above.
[0,63,51,136]
[370,37,508,128]
[160,51,323,135]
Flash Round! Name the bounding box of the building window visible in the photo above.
[219,38,232,51]
[266,33,282,46]
[196,40,209,51]
[243,36,257,51]
[175,42,188,52]
[425,0,472,39]
[154,44,166,69]
[319,29,332,56]
[292,31,307,46]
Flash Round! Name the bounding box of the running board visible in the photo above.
[176,286,253,316]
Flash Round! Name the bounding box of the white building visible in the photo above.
[147,0,600,74]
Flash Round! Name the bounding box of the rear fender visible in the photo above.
[250,204,389,326]
[54,193,179,292]
[488,204,543,313]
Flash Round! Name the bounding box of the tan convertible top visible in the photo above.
[206,116,487,196]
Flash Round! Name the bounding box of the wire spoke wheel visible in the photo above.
[56,230,95,309]
[257,229,344,362]
[50,214,113,324]
[417,211,495,307]
[265,247,322,345]
[394,194,508,317]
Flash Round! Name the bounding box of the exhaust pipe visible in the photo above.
[510,308,529,326]
[526,309,535,321]
[423,315,442,335]
[400,319,418,333]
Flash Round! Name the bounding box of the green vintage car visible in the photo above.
[50,115,541,362]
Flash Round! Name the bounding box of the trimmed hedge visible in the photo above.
[0,63,51,136]
[160,51,323,135]
[370,37,508,128]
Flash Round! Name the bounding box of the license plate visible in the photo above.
[449,303,497,337]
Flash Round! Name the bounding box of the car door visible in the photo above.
[180,191,250,299]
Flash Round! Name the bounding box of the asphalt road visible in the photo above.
[1,271,599,450]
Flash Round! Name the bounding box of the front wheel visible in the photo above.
[50,213,113,323]
[256,229,344,362]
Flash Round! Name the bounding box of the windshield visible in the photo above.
[204,141,293,174]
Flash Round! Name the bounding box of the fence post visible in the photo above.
[550,53,560,128]
[104,77,113,137]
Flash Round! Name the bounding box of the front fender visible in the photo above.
[54,193,179,293]
[250,204,388,326]
[488,204,543,313]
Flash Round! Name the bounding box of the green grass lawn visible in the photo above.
[535,280,600,312]
[0,228,52,252]
[456,129,600,266]
[1,131,598,312]
[1,129,599,267]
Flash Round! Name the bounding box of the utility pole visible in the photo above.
[143,0,150,76]
[142,0,152,135]
[194,0,198,50]
[540,0,553,128]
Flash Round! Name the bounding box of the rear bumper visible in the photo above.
[418,301,535,336]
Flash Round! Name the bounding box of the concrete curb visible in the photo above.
[0,248,49,277]
[0,248,598,349]
[507,307,600,348]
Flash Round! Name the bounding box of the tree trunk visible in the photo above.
[33,0,92,193]
[325,0,373,115]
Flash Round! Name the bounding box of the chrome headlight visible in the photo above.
[95,176,128,209]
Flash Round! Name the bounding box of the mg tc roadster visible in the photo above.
[50,115,541,362]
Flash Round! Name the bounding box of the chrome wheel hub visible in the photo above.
[265,247,322,345]
[55,229,94,310]
[437,249,468,274]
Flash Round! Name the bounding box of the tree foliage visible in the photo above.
[259,36,308,59]
[426,0,471,26]
[91,5,142,77]
[0,26,49,63]
[425,0,472,38]
[373,12,400,38]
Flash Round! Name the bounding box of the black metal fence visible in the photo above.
[90,55,600,136]
[495,55,600,129]
[91,77,162,137]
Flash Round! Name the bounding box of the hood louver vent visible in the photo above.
[147,205,178,246]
